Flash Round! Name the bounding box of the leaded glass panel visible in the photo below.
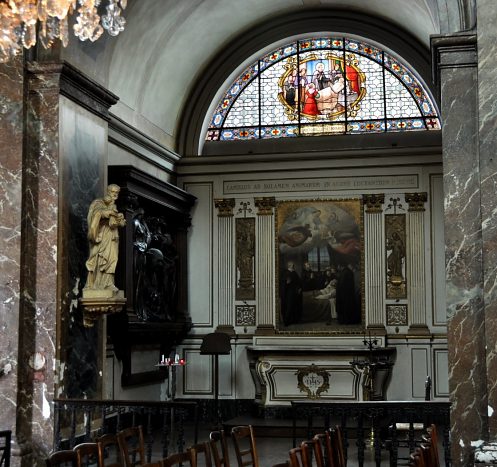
[206,36,439,141]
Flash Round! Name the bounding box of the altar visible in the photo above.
[247,337,396,406]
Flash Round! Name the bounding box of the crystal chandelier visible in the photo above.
[0,0,127,63]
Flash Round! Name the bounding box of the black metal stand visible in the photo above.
[200,332,231,429]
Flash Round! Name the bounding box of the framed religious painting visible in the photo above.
[275,198,364,333]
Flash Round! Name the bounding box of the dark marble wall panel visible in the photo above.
[435,35,485,466]
[0,57,23,435]
[477,0,497,439]
[58,96,106,399]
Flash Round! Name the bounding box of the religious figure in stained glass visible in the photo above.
[278,54,366,121]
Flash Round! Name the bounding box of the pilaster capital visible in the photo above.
[405,192,427,212]
[255,197,276,216]
[363,194,385,213]
[214,198,236,217]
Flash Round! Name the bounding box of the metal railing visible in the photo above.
[53,399,198,463]
[292,400,451,467]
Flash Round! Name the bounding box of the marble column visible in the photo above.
[405,193,429,334]
[363,194,385,331]
[15,62,64,463]
[0,56,25,462]
[214,198,236,335]
[477,0,497,441]
[254,197,276,334]
[432,33,485,466]
[0,58,118,464]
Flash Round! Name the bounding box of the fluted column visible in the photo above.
[405,193,429,334]
[254,197,276,334]
[214,198,236,335]
[364,194,385,331]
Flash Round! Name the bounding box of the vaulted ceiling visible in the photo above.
[62,0,464,153]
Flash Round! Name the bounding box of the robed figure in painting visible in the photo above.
[280,261,303,326]
[84,184,126,292]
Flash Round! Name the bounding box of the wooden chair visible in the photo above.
[271,462,289,467]
[209,430,230,467]
[159,450,196,467]
[0,430,11,467]
[424,424,440,467]
[327,427,346,467]
[288,447,309,467]
[46,450,78,467]
[407,447,426,467]
[97,433,122,467]
[190,442,212,467]
[231,426,259,467]
[300,439,324,467]
[73,442,98,467]
[313,433,337,467]
[118,426,146,467]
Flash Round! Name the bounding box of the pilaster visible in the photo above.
[406,192,430,335]
[254,197,276,335]
[214,198,236,335]
[363,194,385,331]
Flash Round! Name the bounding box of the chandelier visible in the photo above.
[0,0,127,63]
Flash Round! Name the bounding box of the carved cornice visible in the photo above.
[405,192,428,212]
[363,194,385,213]
[26,61,119,120]
[214,198,236,217]
[255,197,276,216]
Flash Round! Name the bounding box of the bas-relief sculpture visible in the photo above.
[133,211,178,322]
[80,184,127,326]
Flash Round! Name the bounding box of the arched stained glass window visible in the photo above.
[205,36,440,141]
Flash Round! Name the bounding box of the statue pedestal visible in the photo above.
[79,289,126,327]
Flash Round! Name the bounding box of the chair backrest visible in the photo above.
[231,426,259,467]
[327,427,346,467]
[97,433,122,467]
[300,439,324,467]
[73,442,98,467]
[408,447,426,467]
[117,426,145,467]
[190,442,212,467]
[46,450,78,467]
[209,430,230,467]
[159,450,195,467]
[426,424,440,467]
[313,433,336,467]
[0,430,11,467]
[288,447,308,467]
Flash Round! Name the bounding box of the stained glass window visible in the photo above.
[205,36,440,141]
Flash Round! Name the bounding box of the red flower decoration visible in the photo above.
[364,47,373,54]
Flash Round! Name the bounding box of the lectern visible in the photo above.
[200,332,231,428]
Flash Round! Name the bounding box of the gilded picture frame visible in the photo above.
[275,198,364,333]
